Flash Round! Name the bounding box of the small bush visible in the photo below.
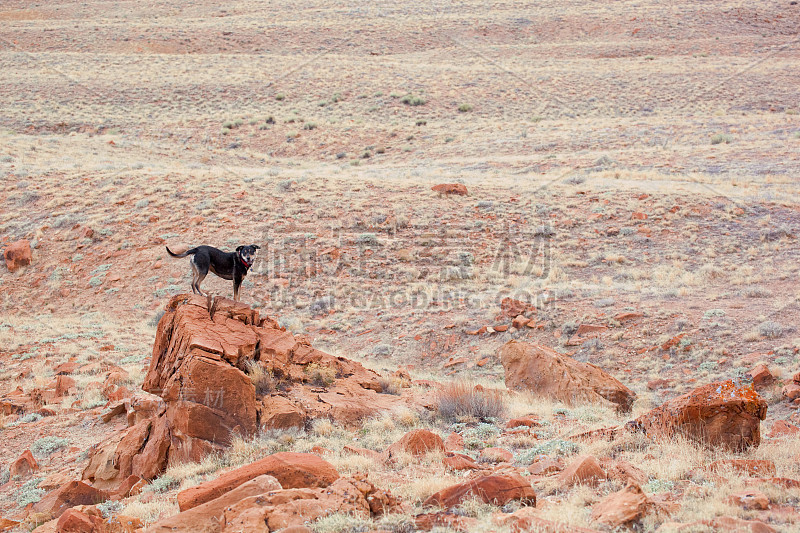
[31,436,69,458]
[311,512,372,533]
[246,361,275,395]
[305,363,336,387]
[514,439,579,463]
[758,321,786,339]
[356,233,379,246]
[7,412,42,427]
[275,93,286,101]
[16,478,45,507]
[97,500,124,518]
[378,376,402,395]
[143,475,179,494]
[401,94,425,106]
[458,103,473,112]
[436,381,506,423]
[711,133,733,145]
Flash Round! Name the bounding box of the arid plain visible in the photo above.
[1,0,800,531]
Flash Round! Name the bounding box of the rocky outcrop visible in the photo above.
[499,341,636,412]
[630,380,767,451]
[152,473,399,533]
[84,294,409,490]
[151,475,282,532]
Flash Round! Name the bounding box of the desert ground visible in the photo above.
[1,0,800,531]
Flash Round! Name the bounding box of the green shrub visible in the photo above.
[16,478,45,507]
[31,436,69,458]
[401,94,425,106]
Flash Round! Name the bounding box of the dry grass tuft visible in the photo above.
[245,360,275,395]
[435,380,507,423]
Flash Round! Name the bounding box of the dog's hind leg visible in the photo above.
[190,260,207,296]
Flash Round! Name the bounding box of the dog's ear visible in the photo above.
[253,245,260,250]
[236,246,243,253]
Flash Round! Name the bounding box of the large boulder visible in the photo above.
[422,473,536,508]
[499,341,636,412]
[4,239,32,272]
[85,295,409,490]
[630,380,767,451]
[177,452,339,511]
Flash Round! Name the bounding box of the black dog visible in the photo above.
[166,245,259,301]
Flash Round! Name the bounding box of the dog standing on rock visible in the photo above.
[166,244,260,301]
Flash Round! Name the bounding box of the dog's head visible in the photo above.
[236,245,260,268]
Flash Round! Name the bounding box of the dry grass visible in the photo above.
[435,381,507,423]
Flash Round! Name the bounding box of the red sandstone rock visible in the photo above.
[527,456,564,476]
[496,297,537,321]
[432,183,468,196]
[9,449,38,478]
[749,364,774,390]
[558,456,606,487]
[56,508,104,533]
[219,474,399,531]
[591,483,651,527]
[768,420,800,438]
[415,511,477,531]
[499,341,636,412]
[727,489,770,510]
[444,432,464,451]
[506,416,541,429]
[443,453,479,471]
[632,380,767,451]
[566,324,608,346]
[479,447,513,463]
[103,515,143,533]
[495,508,602,532]
[783,383,800,401]
[34,481,109,518]
[512,315,531,329]
[422,473,535,508]
[4,239,32,272]
[177,452,339,511]
[85,295,406,492]
[149,475,281,532]
[708,459,776,477]
[385,429,445,459]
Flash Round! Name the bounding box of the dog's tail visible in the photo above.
[165,246,197,258]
